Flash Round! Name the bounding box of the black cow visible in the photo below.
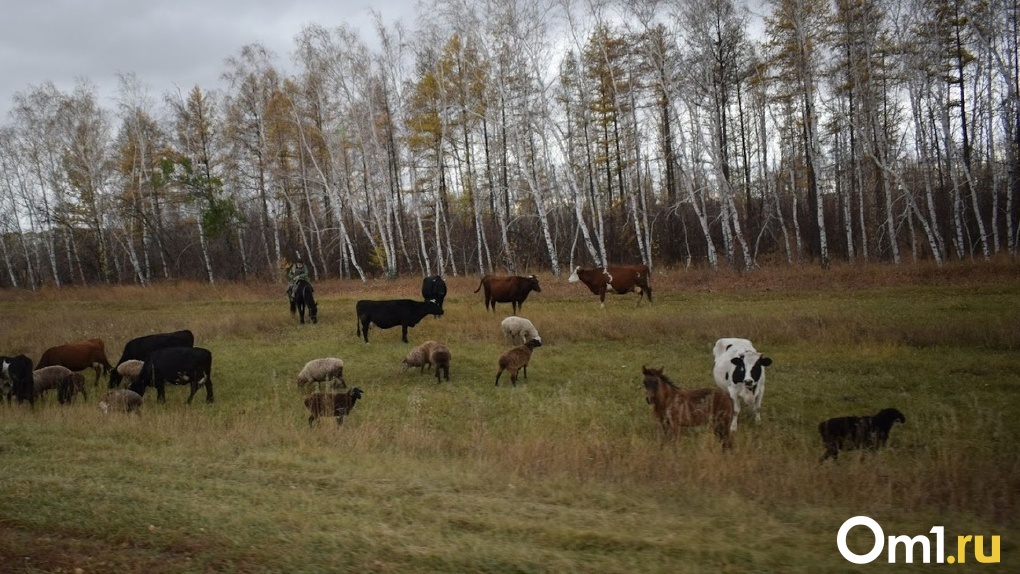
[109,329,194,388]
[421,275,448,310]
[356,299,444,343]
[1,354,35,406]
[129,346,213,404]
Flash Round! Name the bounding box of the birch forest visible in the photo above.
[1,0,1018,288]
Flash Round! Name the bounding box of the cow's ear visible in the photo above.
[731,357,743,367]
[759,357,773,367]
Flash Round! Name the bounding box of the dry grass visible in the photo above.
[0,261,1018,573]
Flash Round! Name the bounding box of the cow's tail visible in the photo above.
[473,279,484,293]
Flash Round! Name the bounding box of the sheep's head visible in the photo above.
[525,338,542,349]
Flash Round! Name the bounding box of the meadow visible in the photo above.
[0,261,1018,573]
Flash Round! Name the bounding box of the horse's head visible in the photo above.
[641,366,665,404]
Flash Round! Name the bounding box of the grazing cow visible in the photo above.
[819,408,906,461]
[129,346,213,404]
[421,275,448,310]
[712,338,773,432]
[473,274,541,313]
[356,299,444,343]
[568,265,653,308]
[109,330,195,388]
[37,338,113,386]
[1,354,35,406]
[642,366,733,447]
[305,387,364,426]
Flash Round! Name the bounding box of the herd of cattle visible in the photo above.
[0,265,906,459]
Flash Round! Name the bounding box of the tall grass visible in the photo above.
[1,263,1018,573]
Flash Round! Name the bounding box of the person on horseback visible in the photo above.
[286,260,310,303]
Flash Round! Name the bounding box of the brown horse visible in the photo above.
[641,366,734,448]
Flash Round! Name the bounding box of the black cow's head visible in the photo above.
[425,300,444,317]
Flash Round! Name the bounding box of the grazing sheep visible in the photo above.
[296,358,347,391]
[304,387,364,426]
[99,389,143,414]
[402,341,437,373]
[429,343,451,382]
[818,408,906,461]
[32,365,74,402]
[495,339,542,387]
[500,316,541,346]
[61,372,87,404]
[115,359,145,388]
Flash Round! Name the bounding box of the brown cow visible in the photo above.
[473,274,541,313]
[37,338,113,387]
[568,265,652,308]
[642,366,732,448]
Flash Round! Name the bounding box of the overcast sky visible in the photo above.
[0,0,420,121]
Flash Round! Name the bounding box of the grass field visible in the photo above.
[0,261,1018,573]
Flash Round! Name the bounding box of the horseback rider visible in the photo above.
[286,260,310,302]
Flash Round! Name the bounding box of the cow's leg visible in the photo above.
[752,385,764,424]
[205,375,214,403]
[727,385,741,432]
[401,325,409,343]
[361,320,371,343]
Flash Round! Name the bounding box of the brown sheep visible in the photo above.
[429,343,451,383]
[304,387,364,426]
[495,339,542,387]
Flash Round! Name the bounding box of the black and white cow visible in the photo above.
[421,275,448,310]
[712,338,773,432]
[356,299,444,343]
[129,346,213,404]
[109,329,194,388]
[1,354,35,406]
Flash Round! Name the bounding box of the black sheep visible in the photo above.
[818,407,906,461]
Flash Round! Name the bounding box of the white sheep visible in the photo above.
[500,316,541,346]
[115,359,145,388]
[100,389,143,414]
[297,358,347,391]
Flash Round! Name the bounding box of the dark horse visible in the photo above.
[290,280,318,324]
